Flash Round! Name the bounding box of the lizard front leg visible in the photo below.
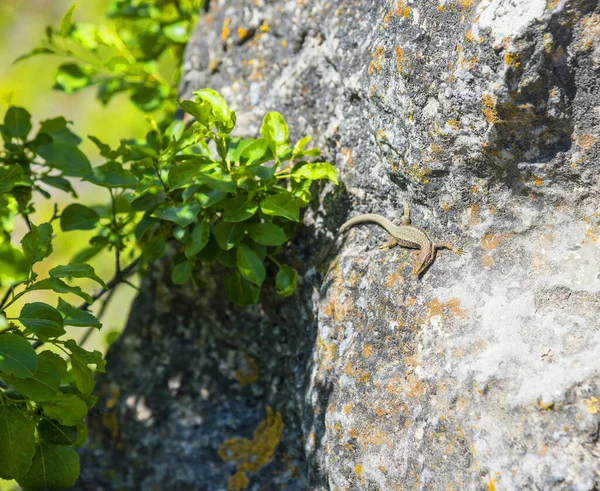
[434,242,465,255]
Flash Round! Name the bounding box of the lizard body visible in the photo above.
[324,203,463,275]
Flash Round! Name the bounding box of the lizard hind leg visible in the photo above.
[402,201,411,226]
[379,237,399,250]
[435,242,465,255]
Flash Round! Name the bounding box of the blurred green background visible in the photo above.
[1,3,148,487]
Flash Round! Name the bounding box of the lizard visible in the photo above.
[322,202,464,275]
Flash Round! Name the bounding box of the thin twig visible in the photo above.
[32,258,140,350]
[0,286,13,310]
[78,287,117,348]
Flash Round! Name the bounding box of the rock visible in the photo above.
[79,0,600,489]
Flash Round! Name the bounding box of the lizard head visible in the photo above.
[412,247,435,275]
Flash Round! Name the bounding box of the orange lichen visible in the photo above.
[465,30,475,43]
[369,45,385,75]
[482,94,501,124]
[341,146,353,167]
[480,233,505,250]
[344,402,353,414]
[237,27,248,40]
[531,175,544,186]
[363,344,373,358]
[394,46,404,72]
[579,134,595,149]
[406,374,425,398]
[221,17,231,42]
[458,0,475,8]
[355,464,363,478]
[441,201,451,212]
[467,203,480,225]
[219,407,284,490]
[426,298,467,319]
[385,270,404,288]
[482,254,494,268]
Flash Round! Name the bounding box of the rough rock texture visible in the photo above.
[79,0,600,489]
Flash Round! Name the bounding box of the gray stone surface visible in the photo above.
[79,0,600,489]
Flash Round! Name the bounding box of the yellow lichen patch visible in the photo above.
[237,27,248,40]
[234,355,259,386]
[219,407,284,491]
[426,298,467,320]
[504,51,521,67]
[482,94,501,124]
[259,22,269,32]
[467,203,480,225]
[578,134,595,149]
[530,174,544,186]
[358,372,371,383]
[446,119,459,130]
[458,0,475,8]
[385,270,405,288]
[480,233,505,250]
[406,374,425,397]
[341,146,353,167]
[465,30,475,43]
[208,58,221,72]
[441,201,451,212]
[585,396,599,414]
[281,40,287,48]
[344,402,353,414]
[363,344,373,358]
[482,254,494,269]
[355,464,363,478]
[394,46,404,72]
[383,10,394,26]
[546,0,559,9]
[221,18,231,42]
[369,45,385,75]
[403,7,411,18]
[348,427,359,439]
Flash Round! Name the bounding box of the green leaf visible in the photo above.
[29,278,92,304]
[59,4,76,36]
[197,171,236,193]
[60,203,99,231]
[54,63,92,94]
[224,271,260,306]
[70,351,94,394]
[49,263,107,289]
[21,222,53,265]
[172,261,192,284]
[0,243,28,286]
[260,112,289,157]
[0,165,24,193]
[84,161,137,188]
[163,21,190,43]
[18,302,65,339]
[239,139,273,167]
[247,223,287,246]
[292,162,338,184]
[214,221,244,250]
[17,442,80,490]
[38,142,92,177]
[260,193,300,222]
[42,393,88,426]
[223,195,258,222]
[0,333,37,378]
[38,116,81,146]
[183,89,236,134]
[70,238,107,264]
[38,419,78,446]
[40,175,77,196]
[3,106,32,140]
[64,339,106,373]
[57,298,101,328]
[7,351,64,402]
[185,221,210,258]
[0,406,36,480]
[139,236,166,265]
[236,244,266,286]
[276,265,298,297]
[153,202,200,227]
[167,158,215,190]
[196,188,228,208]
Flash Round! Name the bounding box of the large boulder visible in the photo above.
[80,0,600,489]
